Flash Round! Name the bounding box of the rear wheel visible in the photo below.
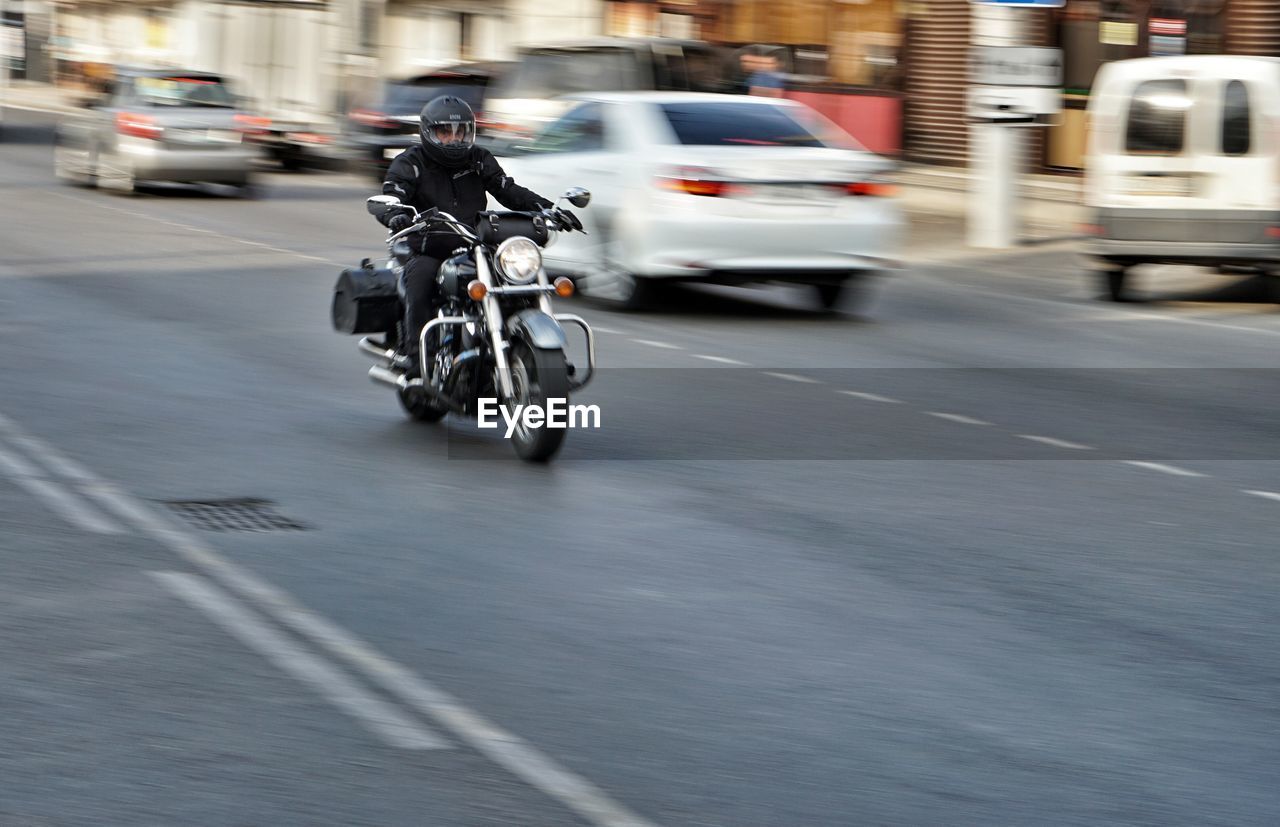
[1098,265,1130,302]
[508,343,570,462]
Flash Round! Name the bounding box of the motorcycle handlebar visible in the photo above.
[385,207,586,245]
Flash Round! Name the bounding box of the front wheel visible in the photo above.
[398,386,449,422]
[508,343,570,462]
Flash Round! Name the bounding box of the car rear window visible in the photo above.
[501,49,641,98]
[658,102,857,148]
[1222,79,1251,156]
[131,76,235,108]
[1125,79,1189,155]
[385,80,487,115]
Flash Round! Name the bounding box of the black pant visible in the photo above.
[402,253,441,359]
[402,234,465,357]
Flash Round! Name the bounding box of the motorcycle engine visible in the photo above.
[437,253,478,302]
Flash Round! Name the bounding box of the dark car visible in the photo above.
[343,62,510,182]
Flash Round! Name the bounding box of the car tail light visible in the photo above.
[115,112,163,140]
[656,167,743,198]
[843,180,898,197]
[234,114,272,137]
[291,132,332,144]
[1266,226,1280,239]
[350,109,395,129]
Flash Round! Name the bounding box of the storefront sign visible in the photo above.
[971,0,1065,7]
[1100,21,1139,46]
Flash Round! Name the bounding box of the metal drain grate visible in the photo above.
[162,498,309,533]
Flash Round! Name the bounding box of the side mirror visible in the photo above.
[366,194,402,219]
[563,187,591,209]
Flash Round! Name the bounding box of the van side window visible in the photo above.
[1222,80,1251,156]
[1124,79,1189,156]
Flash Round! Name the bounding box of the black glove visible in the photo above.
[388,213,413,233]
[556,208,583,232]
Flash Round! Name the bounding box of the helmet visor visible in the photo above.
[428,121,475,146]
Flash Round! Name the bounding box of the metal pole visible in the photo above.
[966,5,1031,250]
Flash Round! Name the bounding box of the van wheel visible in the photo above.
[1098,266,1129,302]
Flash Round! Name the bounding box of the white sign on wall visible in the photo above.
[971,46,1063,88]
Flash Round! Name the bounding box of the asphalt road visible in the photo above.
[3,107,1280,826]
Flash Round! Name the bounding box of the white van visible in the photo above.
[1083,55,1280,301]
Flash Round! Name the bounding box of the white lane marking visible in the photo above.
[0,442,40,477]
[918,265,1280,340]
[1081,309,1280,338]
[763,372,821,384]
[6,435,98,482]
[151,571,449,751]
[837,390,905,404]
[0,416,658,827]
[589,325,626,335]
[693,354,750,366]
[48,191,349,269]
[1122,461,1206,478]
[925,412,992,426]
[0,443,123,534]
[629,339,682,350]
[1017,435,1096,451]
[1243,490,1280,503]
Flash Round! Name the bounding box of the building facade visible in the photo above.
[45,0,603,121]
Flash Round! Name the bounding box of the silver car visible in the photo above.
[54,68,262,196]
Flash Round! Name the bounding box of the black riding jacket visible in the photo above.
[379,144,552,235]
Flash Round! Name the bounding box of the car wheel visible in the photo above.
[1097,265,1130,302]
[234,178,261,200]
[98,153,139,196]
[814,281,846,311]
[54,142,95,188]
[586,230,660,311]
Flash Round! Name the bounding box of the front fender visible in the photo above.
[505,308,567,350]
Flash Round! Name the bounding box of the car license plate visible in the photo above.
[206,129,241,144]
[384,147,402,160]
[1126,175,1193,197]
[170,129,208,143]
[760,183,830,203]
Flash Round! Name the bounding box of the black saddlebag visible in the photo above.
[331,262,400,335]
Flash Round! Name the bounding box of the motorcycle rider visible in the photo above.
[375,95,564,375]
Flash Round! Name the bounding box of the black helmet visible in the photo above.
[419,95,476,168]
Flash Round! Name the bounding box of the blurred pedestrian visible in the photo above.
[747,48,785,99]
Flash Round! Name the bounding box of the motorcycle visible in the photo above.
[331,188,597,462]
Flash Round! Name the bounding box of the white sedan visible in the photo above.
[495,92,903,310]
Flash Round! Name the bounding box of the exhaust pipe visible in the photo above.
[368,366,466,414]
[358,336,396,363]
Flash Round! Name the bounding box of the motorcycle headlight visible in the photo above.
[495,237,542,285]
